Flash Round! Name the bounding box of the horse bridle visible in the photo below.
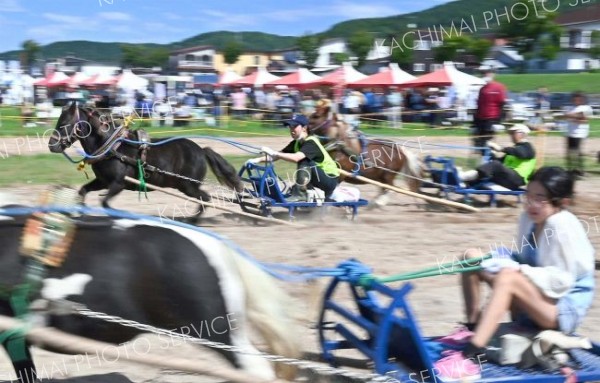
[58,104,127,158]
[57,104,87,149]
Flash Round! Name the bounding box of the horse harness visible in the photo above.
[0,188,80,365]
[76,109,151,168]
[310,118,333,136]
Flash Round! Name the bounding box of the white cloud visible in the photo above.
[198,10,259,29]
[327,1,403,19]
[98,12,132,21]
[27,14,100,44]
[26,25,69,44]
[108,25,134,34]
[42,13,87,25]
[198,2,404,31]
[261,9,322,23]
[143,22,188,35]
[0,0,24,12]
[164,12,183,20]
[145,22,167,30]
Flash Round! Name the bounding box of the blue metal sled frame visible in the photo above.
[238,162,368,219]
[422,155,525,207]
[318,259,600,382]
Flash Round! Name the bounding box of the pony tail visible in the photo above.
[229,251,301,380]
[400,148,423,192]
[203,147,244,192]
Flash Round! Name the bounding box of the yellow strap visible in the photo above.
[77,161,90,180]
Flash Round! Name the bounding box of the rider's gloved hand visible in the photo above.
[486,141,502,151]
[261,146,278,157]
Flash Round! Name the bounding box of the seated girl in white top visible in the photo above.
[435,166,595,382]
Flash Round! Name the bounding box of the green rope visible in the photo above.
[359,254,492,287]
[137,159,148,201]
[0,325,30,362]
[9,284,31,318]
[0,284,31,362]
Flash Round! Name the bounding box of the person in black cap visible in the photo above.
[246,114,340,202]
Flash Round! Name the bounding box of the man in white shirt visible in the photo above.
[230,88,247,119]
[343,90,363,129]
[386,87,402,128]
[564,91,592,176]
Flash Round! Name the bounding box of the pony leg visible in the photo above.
[374,189,391,207]
[78,178,106,204]
[178,183,211,224]
[100,180,125,209]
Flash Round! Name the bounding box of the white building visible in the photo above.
[312,37,393,72]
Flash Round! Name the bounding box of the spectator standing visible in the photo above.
[563,91,592,177]
[473,66,507,153]
[386,87,402,128]
[230,87,247,119]
[424,88,440,128]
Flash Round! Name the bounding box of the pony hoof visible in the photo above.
[374,195,390,207]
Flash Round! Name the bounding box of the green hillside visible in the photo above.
[0,41,163,64]
[497,73,600,93]
[172,31,297,52]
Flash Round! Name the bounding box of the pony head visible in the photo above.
[48,102,92,153]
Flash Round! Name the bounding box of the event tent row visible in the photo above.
[218,62,485,91]
[33,70,149,91]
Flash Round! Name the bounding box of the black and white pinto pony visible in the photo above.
[0,196,299,382]
[48,102,243,223]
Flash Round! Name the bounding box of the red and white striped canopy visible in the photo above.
[33,72,70,87]
[349,63,416,87]
[231,67,280,87]
[308,63,367,86]
[266,68,322,87]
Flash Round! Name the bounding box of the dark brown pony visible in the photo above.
[48,103,243,222]
[308,101,423,206]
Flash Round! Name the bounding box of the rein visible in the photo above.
[80,108,128,162]
[310,115,333,135]
[0,187,80,366]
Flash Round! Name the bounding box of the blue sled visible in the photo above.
[318,259,600,382]
[238,162,368,220]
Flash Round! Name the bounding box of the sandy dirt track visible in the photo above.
[0,167,598,382]
[0,129,599,381]
[0,134,599,160]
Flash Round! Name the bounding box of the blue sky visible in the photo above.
[0,0,454,52]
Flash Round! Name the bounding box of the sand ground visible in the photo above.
[0,135,598,382]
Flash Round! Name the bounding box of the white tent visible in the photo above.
[266,68,323,87]
[34,71,70,87]
[310,62,367,86]
[349,63,416,87]
[400,62,485,100]
[116,70,149,91]
[218,68,242,85]
[69,72,91,86]
[232,67,280,87]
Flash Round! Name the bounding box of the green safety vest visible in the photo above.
[294,136,340,177]
[504,154,536,183]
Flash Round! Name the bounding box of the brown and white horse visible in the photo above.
[308,100,423,206]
